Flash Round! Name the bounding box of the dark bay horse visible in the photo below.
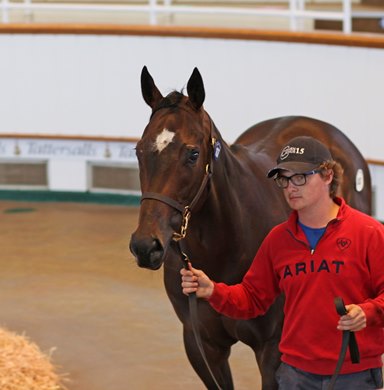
[129,66,371,389]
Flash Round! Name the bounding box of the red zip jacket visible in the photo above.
[209,197,384,375]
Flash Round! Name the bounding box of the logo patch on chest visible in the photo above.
[337,238,351,251]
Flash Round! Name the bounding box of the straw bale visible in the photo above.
[0,327,68,390]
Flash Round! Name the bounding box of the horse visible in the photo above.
[129,66,372,389]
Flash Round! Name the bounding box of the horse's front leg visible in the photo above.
[254,338,281,390]
[182,302,235,390]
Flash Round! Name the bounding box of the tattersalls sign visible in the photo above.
[0,138,138,163]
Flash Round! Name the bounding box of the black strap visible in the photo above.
[334,297,360,364]
[328,297,360,390]
[188,293,222,389]
[179,247,222,390]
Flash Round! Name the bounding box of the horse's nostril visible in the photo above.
[151,238,162,252]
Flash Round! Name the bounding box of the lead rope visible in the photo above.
[327,297,360,390]
[175,243,223,390]
[172,200,222,389]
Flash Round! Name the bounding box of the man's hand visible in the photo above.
[180,263,214,299]
[337,304,367,331]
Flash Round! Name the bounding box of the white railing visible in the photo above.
[1,0,384,33]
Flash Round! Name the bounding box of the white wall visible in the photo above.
[0,34,383,160]
[0,32,383,216]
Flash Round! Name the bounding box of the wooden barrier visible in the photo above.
[0,23,384,48]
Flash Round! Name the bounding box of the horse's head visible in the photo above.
[130,66,219,270]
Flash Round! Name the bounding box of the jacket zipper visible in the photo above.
[287,218,339,255]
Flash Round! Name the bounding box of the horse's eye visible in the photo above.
[187,149,200,165]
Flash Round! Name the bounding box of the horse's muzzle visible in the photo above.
[129,234,164,270]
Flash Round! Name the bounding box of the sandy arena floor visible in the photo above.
[0,200,261,390]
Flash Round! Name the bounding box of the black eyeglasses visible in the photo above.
[274,170,321,189]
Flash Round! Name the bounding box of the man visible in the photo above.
[181,136,384,389]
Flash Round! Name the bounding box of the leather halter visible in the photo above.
[141,161,212,241]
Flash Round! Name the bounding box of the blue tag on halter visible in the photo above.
[213,140,221,160]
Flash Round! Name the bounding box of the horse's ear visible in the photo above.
[187,67,205,110]
[141,66,163,109]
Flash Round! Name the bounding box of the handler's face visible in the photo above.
[281,170,332,212]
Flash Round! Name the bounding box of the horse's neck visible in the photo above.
[195,141,286,245]
[191,145,255,247]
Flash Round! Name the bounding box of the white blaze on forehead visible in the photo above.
[154,128,175,152]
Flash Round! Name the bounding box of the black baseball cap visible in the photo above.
[267,136,333,178]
